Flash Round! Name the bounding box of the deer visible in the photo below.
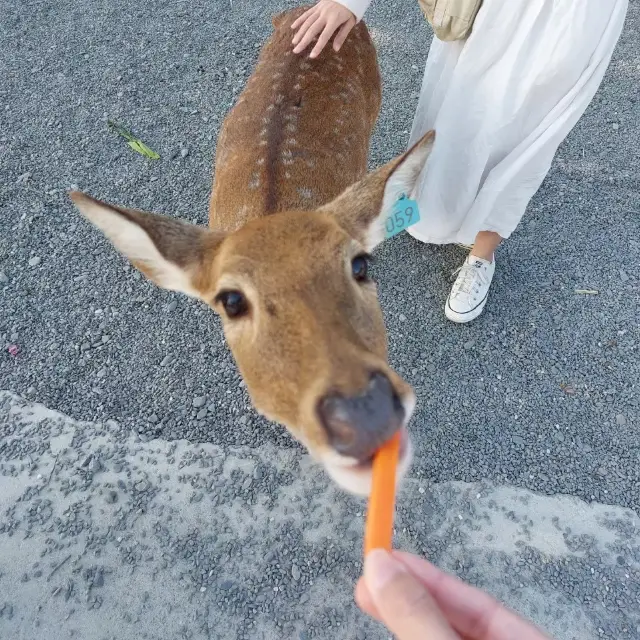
[69,6,435,496]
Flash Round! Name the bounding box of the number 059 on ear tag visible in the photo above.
[385,196,420,239]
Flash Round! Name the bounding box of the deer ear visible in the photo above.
[323,131,435,251]
[69,191,226,297]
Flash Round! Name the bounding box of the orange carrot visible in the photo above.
[364,431,401,556]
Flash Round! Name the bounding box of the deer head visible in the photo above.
[72,136,432,495]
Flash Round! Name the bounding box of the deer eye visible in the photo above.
[351,254,370,282]
[215,290,249,318]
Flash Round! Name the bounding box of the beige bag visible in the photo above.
[418,0,483,41]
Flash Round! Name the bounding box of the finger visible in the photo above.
[292,17,324,53]
[364,550,459,640]
[292,13,321,47]
[393,552,551,640]
[354,578,382,622]
[291,7,316,30]
[333,18,355,51]
[309,20,339,58]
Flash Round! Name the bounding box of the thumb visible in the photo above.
[364,550,459,640]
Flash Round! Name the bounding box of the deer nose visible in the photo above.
[318,372,405,462]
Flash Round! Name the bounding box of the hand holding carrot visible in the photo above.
[291,0,357,58]
[357,551,554,640]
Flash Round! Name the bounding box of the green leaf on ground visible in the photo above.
[108,120,160,159]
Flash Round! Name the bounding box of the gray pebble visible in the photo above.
[28,256,41,267]
[193,396,207,408]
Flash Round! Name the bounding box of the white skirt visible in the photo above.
[407,0,628,246]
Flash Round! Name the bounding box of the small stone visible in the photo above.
[167,300,178,312]
[28,256,41,267]
[180,148,189,158]
[399,314,407,322]
[0,272,8,283]
[105,490,118,504]
[612,122,619,130]
[92,571,104,588]
[291,565,301,581]
[464,340,475,350]
[135,480,150,492]
[512,435,525,446]
[242,476,252,491]
[615,414,626,426]
[16,171,32,184]
[149,413,159,424]
[193,396,207,408]
[160,355,173,367]
[196,408,207,420]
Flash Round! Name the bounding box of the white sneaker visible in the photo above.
[445,254,495,323]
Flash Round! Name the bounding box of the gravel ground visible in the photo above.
[1,0,639,638]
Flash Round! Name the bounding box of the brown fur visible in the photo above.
[69,8,435,492]
[209,7,381,229]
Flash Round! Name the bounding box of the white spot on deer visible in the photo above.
[298,187,313,200]
[333,128,340,134]
[266,104,275,111]
[259,140,268,146]
[272,72,282,79]
[286,139,297,146]
[293,84,301,90]
[286,123,297,133]
[305,159,316,169]
[260,128,268,137]
[300,61,311,70]
[283,158,294,166]
[275,94,285,105]
[257,158,265,166]
[234,204,249,225]
[282,149,293,159]
[248,173,260,189]
[262,116,271,125]
[285,171,291,179]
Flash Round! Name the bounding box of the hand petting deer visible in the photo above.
[70,7,434,495]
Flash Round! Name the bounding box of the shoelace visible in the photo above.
[451,262,487,298]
